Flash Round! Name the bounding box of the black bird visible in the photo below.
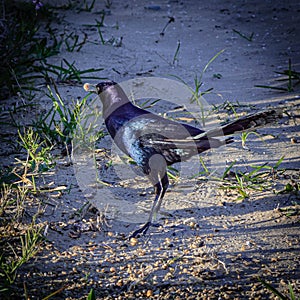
[93,81,281,237]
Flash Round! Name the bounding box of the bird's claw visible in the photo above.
[129,221,157,238]
[129,222,151,238]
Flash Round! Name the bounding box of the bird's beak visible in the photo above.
[83,83,97,93]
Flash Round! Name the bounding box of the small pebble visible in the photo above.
[130,237,138,246]
[146,289,153,297]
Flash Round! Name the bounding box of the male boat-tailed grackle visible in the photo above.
[93,81,282,237]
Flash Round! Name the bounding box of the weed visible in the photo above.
[0,1,104,95]
[33,83,105,152]
[233,29,254,42]
[199,156,211,176]
[212,100,256,117]
[11,154,41,193]
[0,140,53,294]
[0,184,25,223]
[216,156,284,200]
[134,98,162,109]
[74,115,105,152]
[277,201,300,218]
[18,128,53,172]
[39,59,104,84]
[172,40,181,65]
[87,288,96,300]
[33,84,90,146]
[104,0,113,9]
[64,32,88,52]
[96,17,107,45]
[0,2,60,99]
[240,131,262,148]
[167,166,180,182]
[170,49,225,127]
[258,277,297,300]
[216,161,251,200]
[70,93,105,153]
[0,226,43,291]
[80,0,96,12]
[212,100,239,117]
[255,59,300,92]
[190,156,212,179]
[93,14,121,46]
[160,16,175,36]
[0,157,49,294]
[277,180,299,195]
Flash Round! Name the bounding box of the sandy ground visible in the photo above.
[1,0,300,299]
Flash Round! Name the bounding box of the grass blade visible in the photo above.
[222,161,236,179]
[258,277,289,300]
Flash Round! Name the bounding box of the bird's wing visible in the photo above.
[139,131,230,164]
[129,113,205,138]
[127,117,228,164]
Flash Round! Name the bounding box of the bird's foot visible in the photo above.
[129,221,161,238]
[129,222,151,238]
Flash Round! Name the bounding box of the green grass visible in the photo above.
[18,127,54,173]
[0,1,61,99]
[240,131,262,148]
[212,99,240,117]
[213,99,256,111]
[258,277,298,300]
[0,226,43,291]
[189,154,286,202]
[255,59,300,92]
[0,175,45,293]
[170,49,225,127]
[80,0,96,12]
[232,29,254,42]
[33,83,92,146]
[0,78,90,291]
[71,94,106,158]
[134,98,162,109]
[64,32,88,52]
[172,40,181,65]
[95,12,108,44]
[0,1,107,99]
[0,84,87,292]
[214,156,284,200]
[87,288,96,300]
[39,59,105,84]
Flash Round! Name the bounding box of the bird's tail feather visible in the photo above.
[190,108,282,140]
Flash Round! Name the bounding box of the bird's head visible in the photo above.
[84,81,130,118]
[83,81,117,94]
[96,81,117,94]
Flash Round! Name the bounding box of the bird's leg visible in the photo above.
[129,173,169,238]
[148,173,167,224]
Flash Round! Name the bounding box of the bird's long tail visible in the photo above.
[190,108,283,140]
